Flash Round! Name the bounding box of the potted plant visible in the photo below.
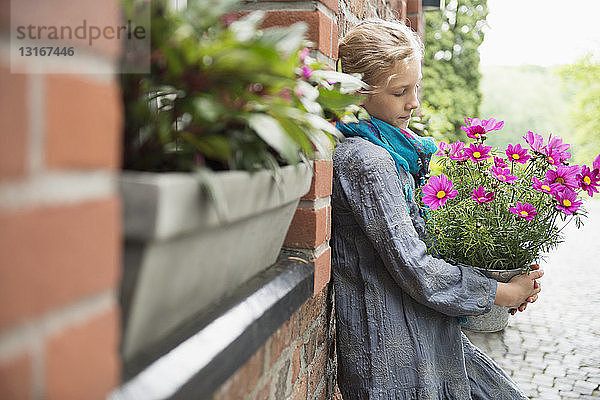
[118,0,363,362]
[418,117,600,332]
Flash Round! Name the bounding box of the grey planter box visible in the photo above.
[119,163,313,361]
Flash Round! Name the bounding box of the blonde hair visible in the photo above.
[338,18,424,91]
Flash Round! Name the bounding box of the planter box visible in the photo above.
[119,163,312,361]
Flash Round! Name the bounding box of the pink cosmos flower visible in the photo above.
[435,141,452,156]
[545,165,581,190]
[464,143,492,163]
[461,117,504,139]
[448,141,468,161]
[546,148,572,166]
[422,174,458,210]
[472,187,495,204]
[490,166,518,184]
[509,202,538,221]
[577,166,600,197]
[494,156,508,168]
[505,143,531,164]
[523,131,544,153]
[301,65,313,79]
[543,134,571,165]
[594,154,600,171]
[553,189,583,215]
[531,176,561,195]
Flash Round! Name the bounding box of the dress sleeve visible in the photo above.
[336,146,497,317]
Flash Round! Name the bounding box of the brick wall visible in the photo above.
[211,286,335,400]
[0,1,122,399]
[212,1,425,399]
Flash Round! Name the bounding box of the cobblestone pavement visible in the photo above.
[464,199,600,399]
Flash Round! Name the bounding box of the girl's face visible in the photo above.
[363,58,422,130]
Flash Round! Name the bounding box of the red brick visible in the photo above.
[301,160,333,200]
[398,0,408,20]
[261,10,337,58]
[284,207,329,248]
[46,306,119,400]
[255,376,273,400]
[257,0,338,13]
[9,0,122,59]
[291,344,302,384]
[406,14,424,38]
[348,0,366,18]
[269,317,298,367]
[406,0,422,14]
[313,247,332,295]
[0,352,32,400]
[290,373,308,400]
[212,346,265,399]
[45,75,122,170]
[299,290,324,334]
[307,347,328,397]
[318,0,339,13]
[0,197,121,329]
[0,65,28,179]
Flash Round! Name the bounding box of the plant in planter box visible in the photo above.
[118,0,364,363]
[418,117,599,332]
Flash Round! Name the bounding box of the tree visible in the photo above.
[557,55,600,165]
[412,0,488,143]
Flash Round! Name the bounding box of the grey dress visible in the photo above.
[332,137,527,399]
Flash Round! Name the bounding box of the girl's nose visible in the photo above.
[406,91,420,111]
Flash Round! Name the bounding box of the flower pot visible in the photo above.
[461,267,527,333]
[119,163,312,361]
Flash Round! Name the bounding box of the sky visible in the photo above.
[479,0,600,66]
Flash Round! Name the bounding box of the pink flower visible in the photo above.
[553,189,583,215]
[461,117,504,139]
[577,166,600,197]
[299,47,310,63]
[545,165,581,190]
[531,176,561,195]
[472,187,495,204]
[509,202,538,221]
[543,134,571,165]
[490,166,518,184]
[464,143,492,163]
[448,141,468,161]
[301,65,313,79]
[594,154,600,171]
[505,143,531,164]
[494,156,508,168]
[435,141,452,156]
[523,131,544,153]
[422,174,458,210]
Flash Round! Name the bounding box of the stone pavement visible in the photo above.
[464,199,600,399]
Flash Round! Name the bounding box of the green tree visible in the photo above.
[413,0,488,142]
[557,55,600,165]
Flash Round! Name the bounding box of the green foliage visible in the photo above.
[418,135,586,270]
[411,0,488,142]
[480,65,573,152]
[557,55,600,166]
[121,0,363,172]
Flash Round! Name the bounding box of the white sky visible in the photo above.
[479,0,600,66]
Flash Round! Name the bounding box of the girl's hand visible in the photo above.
[509,265,541,314]
[495,264,543,309]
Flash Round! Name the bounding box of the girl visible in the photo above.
[332,19,542,399]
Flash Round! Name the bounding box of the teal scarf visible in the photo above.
[336,116,437,186]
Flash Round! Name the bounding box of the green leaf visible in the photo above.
[247,113,301,164]
[317,87,363,112]
[179,132,232,161]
